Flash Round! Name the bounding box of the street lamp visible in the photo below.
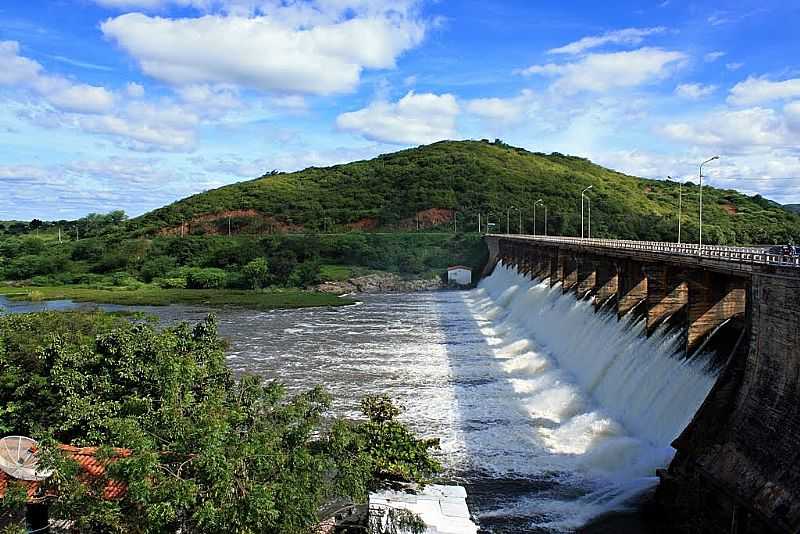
[669,176,683,245]
[544,204,548,236]
[506,206,516,235]
[587,197,592,238]
[581,185,593,239]
[533,199,543,236]
[699,156,720,251]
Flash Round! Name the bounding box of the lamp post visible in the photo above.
[699,156,720,251]
[581,185,593,239]
[587,197,592,239]
[518,207,522,234]
[506,206,515,235]
[670,176,683,244]
[533,199,543,236]
[544,204,548,236]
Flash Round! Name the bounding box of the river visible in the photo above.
[0,265,718,532]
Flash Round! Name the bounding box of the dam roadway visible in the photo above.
[483,234,800,533]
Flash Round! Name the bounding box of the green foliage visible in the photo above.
[0,312,439,533]
[185,268,227,289]
[241,257,270,289]
[356,395,441,484]
[129,140,800,245]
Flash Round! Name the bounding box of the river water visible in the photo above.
[0,264,718,532]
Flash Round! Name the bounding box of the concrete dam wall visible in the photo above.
[483,235,800,533]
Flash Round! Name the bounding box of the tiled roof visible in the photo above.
[0,444,131,502]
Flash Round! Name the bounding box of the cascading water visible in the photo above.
[453,262,718,530]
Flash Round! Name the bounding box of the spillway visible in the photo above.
[452,262,718,530]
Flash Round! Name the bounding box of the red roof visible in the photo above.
[447,265,471,271]
[0,444,131,502]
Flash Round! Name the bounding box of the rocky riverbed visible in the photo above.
[316,272,444,294]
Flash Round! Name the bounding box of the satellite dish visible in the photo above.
[0,436,52,481]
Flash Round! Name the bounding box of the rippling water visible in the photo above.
[0,268,717,532]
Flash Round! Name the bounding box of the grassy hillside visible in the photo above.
[134,139,800,245]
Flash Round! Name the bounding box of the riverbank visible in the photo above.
[0,285,355,310]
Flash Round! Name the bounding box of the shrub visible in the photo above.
[241,257,270,289]
[157,277,187,289]
[185,267,226,289]
[139,256,176,283]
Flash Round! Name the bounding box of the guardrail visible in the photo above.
[488,234,800,268]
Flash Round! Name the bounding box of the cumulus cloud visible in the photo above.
[465,89,537,124]
[336,91,459,144]
[547,27,665,55]
[728,76,800,106]
[101,8,425,95]
[704,51,725,62]
[726,62,743,71]
[0,41,115,113]
[521,47,686,95]
[675,83,716,100]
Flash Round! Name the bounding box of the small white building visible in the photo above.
[447,266,472,287]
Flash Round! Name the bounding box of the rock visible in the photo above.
[316,273,444,294]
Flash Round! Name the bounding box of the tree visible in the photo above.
[0,312,441,533]
[242,257,270,289]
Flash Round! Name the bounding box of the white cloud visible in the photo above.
[726,62,743,71]
[336,91,459,144]
[728,76,800,106]
[521,47,686,95]
[465,89,537,124]
[0,41,115,113]
[101,10,425,95]
[78,101,200,152]
[547,27,665,55]
[661,107,792,149]
[704,51,725,62]
[675,83,716,100]
[126,82,145,97]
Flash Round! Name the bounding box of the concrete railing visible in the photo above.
[488,234,800,268]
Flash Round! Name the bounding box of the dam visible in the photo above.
[483,234,800,533]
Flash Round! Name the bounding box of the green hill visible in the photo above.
[134,140,799,245]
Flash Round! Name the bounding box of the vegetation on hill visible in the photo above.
[1,140,798,303]
[0,311,440,532]
[132,140,800,245]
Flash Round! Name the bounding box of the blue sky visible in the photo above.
[1,0,799,219]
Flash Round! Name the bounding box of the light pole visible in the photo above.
[670,176,683,244]
[506,206,515,235]
[533,199,543,236]
[699,156,720,251]
[581,185,593,239]
[587,197,592,239]
[544,204,548,236]
[518,207,522,234]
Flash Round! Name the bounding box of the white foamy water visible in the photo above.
[0,268,718,531]
[454,263,718,531]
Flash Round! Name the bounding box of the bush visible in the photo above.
[289,260,321,288]
[71,239,105,262]
[241,257,270,289]
[139,256,176,283]
[185,267,227,289]
[157,277,187,289]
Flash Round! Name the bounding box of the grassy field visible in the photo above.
[0,285,355,310]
